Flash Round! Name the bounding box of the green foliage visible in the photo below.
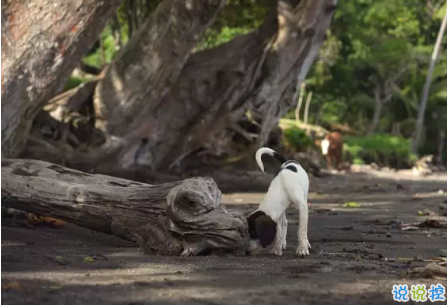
[196,0,272,50]
[343,134,417,167]
[283,127,313,152]
[296,0,446,162]
[82,26,120,69]
[63,76,91,91]
[196,27,252,50]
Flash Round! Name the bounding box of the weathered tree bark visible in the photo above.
[1,159,247,256]
[98,0,338,173]
[94,0,227,137]
[1,0,124,158]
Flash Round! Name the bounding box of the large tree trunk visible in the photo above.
[1,159,247,256]
[1,0,124,158]
[96,0,338,173]
[93,0,227,138]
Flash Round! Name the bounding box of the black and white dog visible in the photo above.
[245,147,311,257]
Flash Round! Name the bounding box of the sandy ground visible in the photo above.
[2,170,447,305]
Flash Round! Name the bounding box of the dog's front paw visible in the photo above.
[271,246,283,257]
[295,239,311,257]
[282,240,287,250]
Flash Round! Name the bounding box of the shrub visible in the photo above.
[283,126,313,152]
[343,134,417,168]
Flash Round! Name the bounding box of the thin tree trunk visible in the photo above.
[368,101,383,136]
[358,109,363,131]
[368,83,393,136]
[295,82,306,121]
[1,159,247,256]
[303,91,313,125]
[412,8,447,154]
[436,130,445,164]
[391,122,401,136]
[1,0,123,158]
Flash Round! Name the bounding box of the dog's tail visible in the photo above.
[255,147,287,173]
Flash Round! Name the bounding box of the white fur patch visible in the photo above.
[248,239,262,255]
[321,139,330,155]
[255,147,275,172]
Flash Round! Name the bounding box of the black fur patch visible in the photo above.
[284,160,300,166]
[273,160,300,177]
[256,215,277,247]
[246,210,277,248]
[273,152,287,164]
[285,165,298,172]
[247,211,265,239]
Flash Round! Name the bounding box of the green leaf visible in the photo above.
[83,256,94,263]
[342,202,362,208]
[55,256,69,265]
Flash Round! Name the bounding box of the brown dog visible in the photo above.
[315,132,343,170]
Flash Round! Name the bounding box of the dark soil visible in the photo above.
[2,170,447,305]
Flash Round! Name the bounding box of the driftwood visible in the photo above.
[1,159,247,256]
[412,154,446,176]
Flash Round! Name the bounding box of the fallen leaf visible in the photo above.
[83,256,94,262]
[1,282,19,290]
[342,202,362,208]
[438,249,447,257]
[55,256,69,265]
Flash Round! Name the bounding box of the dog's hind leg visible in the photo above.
[271,213,287,256]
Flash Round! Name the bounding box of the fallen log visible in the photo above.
[1,159,247,256]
